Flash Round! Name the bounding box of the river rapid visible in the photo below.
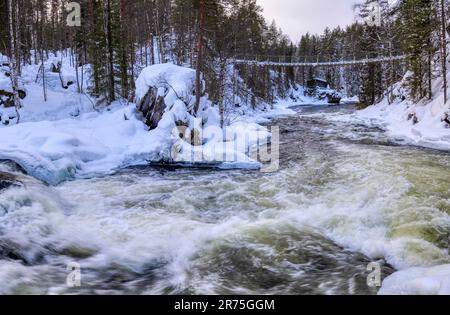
[0,105,449,295]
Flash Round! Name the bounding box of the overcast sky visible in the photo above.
[257,0,358,42]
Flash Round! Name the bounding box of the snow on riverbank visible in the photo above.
[0,105,162,184]
[0,63,274,184]
[356,72,450,151]
[307,73,450,151]
[380,264,450,295]
[356,101,450,151]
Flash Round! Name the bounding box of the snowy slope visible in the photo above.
[0,52,94,125]
[380,264,450,295]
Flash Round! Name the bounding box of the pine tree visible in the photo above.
[397,0,437,100]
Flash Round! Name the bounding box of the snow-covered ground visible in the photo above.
[379,264,450,295]
[356,76,450,151]
[0,60,279,184]
[0,52,94,125]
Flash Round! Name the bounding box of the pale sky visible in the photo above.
[257,0,358,42]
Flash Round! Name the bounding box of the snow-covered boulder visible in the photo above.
[135,63,217,136]
[0,171,22,192]
[136,63,198,106]
[135,63,270,169]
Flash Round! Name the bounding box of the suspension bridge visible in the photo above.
[232,53,408,67]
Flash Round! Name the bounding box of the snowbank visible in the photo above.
[0,63,273,184]
[380,264,450,295]
[341,96,360,104]
[0,105,161,184]
[354,73,450,151]
[0,103,270,185]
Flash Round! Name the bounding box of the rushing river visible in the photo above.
[0,105,449,295]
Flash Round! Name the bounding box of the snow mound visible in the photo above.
[0,105,164,184]
[341,96,360,104]
[379,264,450,295]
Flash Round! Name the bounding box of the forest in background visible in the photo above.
[0,0,448,114]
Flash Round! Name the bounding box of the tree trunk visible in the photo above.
[104,0,115,104]
[193,0,205,115]
[428,40,433,100]
[440,0,448,104]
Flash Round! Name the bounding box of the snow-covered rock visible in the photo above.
[135,63,270,169]
[136,63,197,106]
[341,96,360,104]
